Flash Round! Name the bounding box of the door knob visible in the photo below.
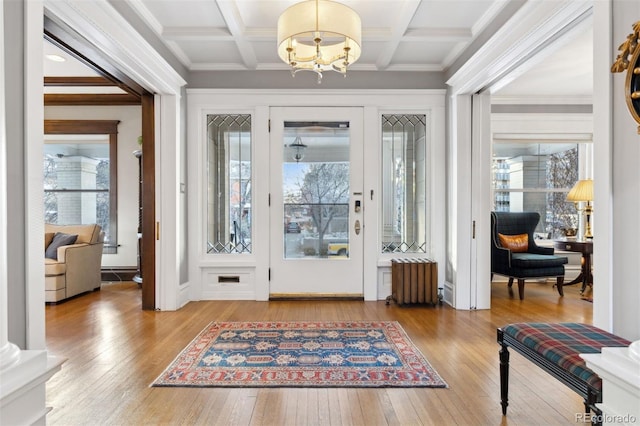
[355,220,361,235]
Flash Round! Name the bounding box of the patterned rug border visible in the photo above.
[152,320,448,388]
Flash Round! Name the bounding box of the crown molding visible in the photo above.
[44,0,186,94]
[446,0,593,95]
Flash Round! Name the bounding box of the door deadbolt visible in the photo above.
[355,200,361,213]
[355,220,361,235]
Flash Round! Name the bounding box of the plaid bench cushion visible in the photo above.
[502,323,631,390]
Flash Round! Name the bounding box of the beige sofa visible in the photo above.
[45,223,104,303]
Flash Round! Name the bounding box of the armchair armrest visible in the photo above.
[492,246,511,270]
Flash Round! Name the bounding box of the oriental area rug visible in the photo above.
[152,321,447,388]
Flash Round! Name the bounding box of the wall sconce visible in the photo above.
[567,179,593,240]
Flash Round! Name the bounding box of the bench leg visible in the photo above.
[499,344,510,415]
[556,276,565,297]
[517,279,525,300]
[585,389,602,425]
[507,277,514,288]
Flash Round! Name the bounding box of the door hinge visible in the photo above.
[268,119,271,132]
[472,220,476,239]
[268,193,271,206]
[268,268,271,281]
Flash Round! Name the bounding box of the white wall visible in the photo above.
[598,0,640,341]
[44,105,142,269]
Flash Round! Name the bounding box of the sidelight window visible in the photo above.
[381,114,428,253]
[207,114,252,254]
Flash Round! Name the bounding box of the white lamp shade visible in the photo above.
[277,0,362,69]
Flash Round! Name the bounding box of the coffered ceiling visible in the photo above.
[43,0,593,99]
[129,0,504,72]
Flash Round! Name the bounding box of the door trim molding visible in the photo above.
[187,90,446,302]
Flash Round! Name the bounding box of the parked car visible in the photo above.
[327,243,349,256]
[285,222,301,233]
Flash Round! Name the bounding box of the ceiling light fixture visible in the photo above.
[277,0,362,84]
[289,136,307,163]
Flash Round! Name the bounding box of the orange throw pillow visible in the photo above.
[498,233,529,252]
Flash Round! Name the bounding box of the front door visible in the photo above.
[269,107,364,297]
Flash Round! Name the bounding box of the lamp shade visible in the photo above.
[277,0,362,81]
[566,179,593,202]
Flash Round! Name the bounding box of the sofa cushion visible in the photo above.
[511,253,568,268]
[45,232,55,250]
[45,232,78,260]
[45,258,66,276]
[45,224,100,244]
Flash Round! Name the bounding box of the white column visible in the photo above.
[582,345,640,425]
[0,0,21,373]
[1,2,64,424]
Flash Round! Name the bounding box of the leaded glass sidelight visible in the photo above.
[207,114,252,253]
[381,114,428,253]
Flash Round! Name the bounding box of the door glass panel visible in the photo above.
[206,114,252,253]
[381,114,427,253]
[283,122,350,259]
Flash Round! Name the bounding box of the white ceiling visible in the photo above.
[129,0,504,72]
[43,0,593,98]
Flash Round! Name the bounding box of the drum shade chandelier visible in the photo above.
[277,0,362,83]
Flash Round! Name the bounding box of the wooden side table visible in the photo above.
[553,240,593,295]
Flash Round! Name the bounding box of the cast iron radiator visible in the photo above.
[386,258,442,306]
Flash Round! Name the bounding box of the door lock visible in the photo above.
[355,200,361,213]
[355,220,361,235]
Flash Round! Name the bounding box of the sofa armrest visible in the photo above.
[57,243,89,263]
[60,242,104,298]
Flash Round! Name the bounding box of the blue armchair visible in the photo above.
[491,212,568,300]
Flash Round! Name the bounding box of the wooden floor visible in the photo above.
[45,280,593,425]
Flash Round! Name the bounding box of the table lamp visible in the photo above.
[567,179,593,239]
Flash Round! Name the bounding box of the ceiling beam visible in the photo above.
[215,0,258,69]
[162,27,233,41]
[375,0,421,70]
[403,28,473,42]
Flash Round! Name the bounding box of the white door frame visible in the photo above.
[268,107,364,297]
[34,1,186,321]
[446,1,593,310]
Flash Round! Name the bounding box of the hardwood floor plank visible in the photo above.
[45,280,594,425]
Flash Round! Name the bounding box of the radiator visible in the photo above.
[386,258,441,306]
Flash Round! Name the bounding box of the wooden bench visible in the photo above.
[497,323,630,424]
